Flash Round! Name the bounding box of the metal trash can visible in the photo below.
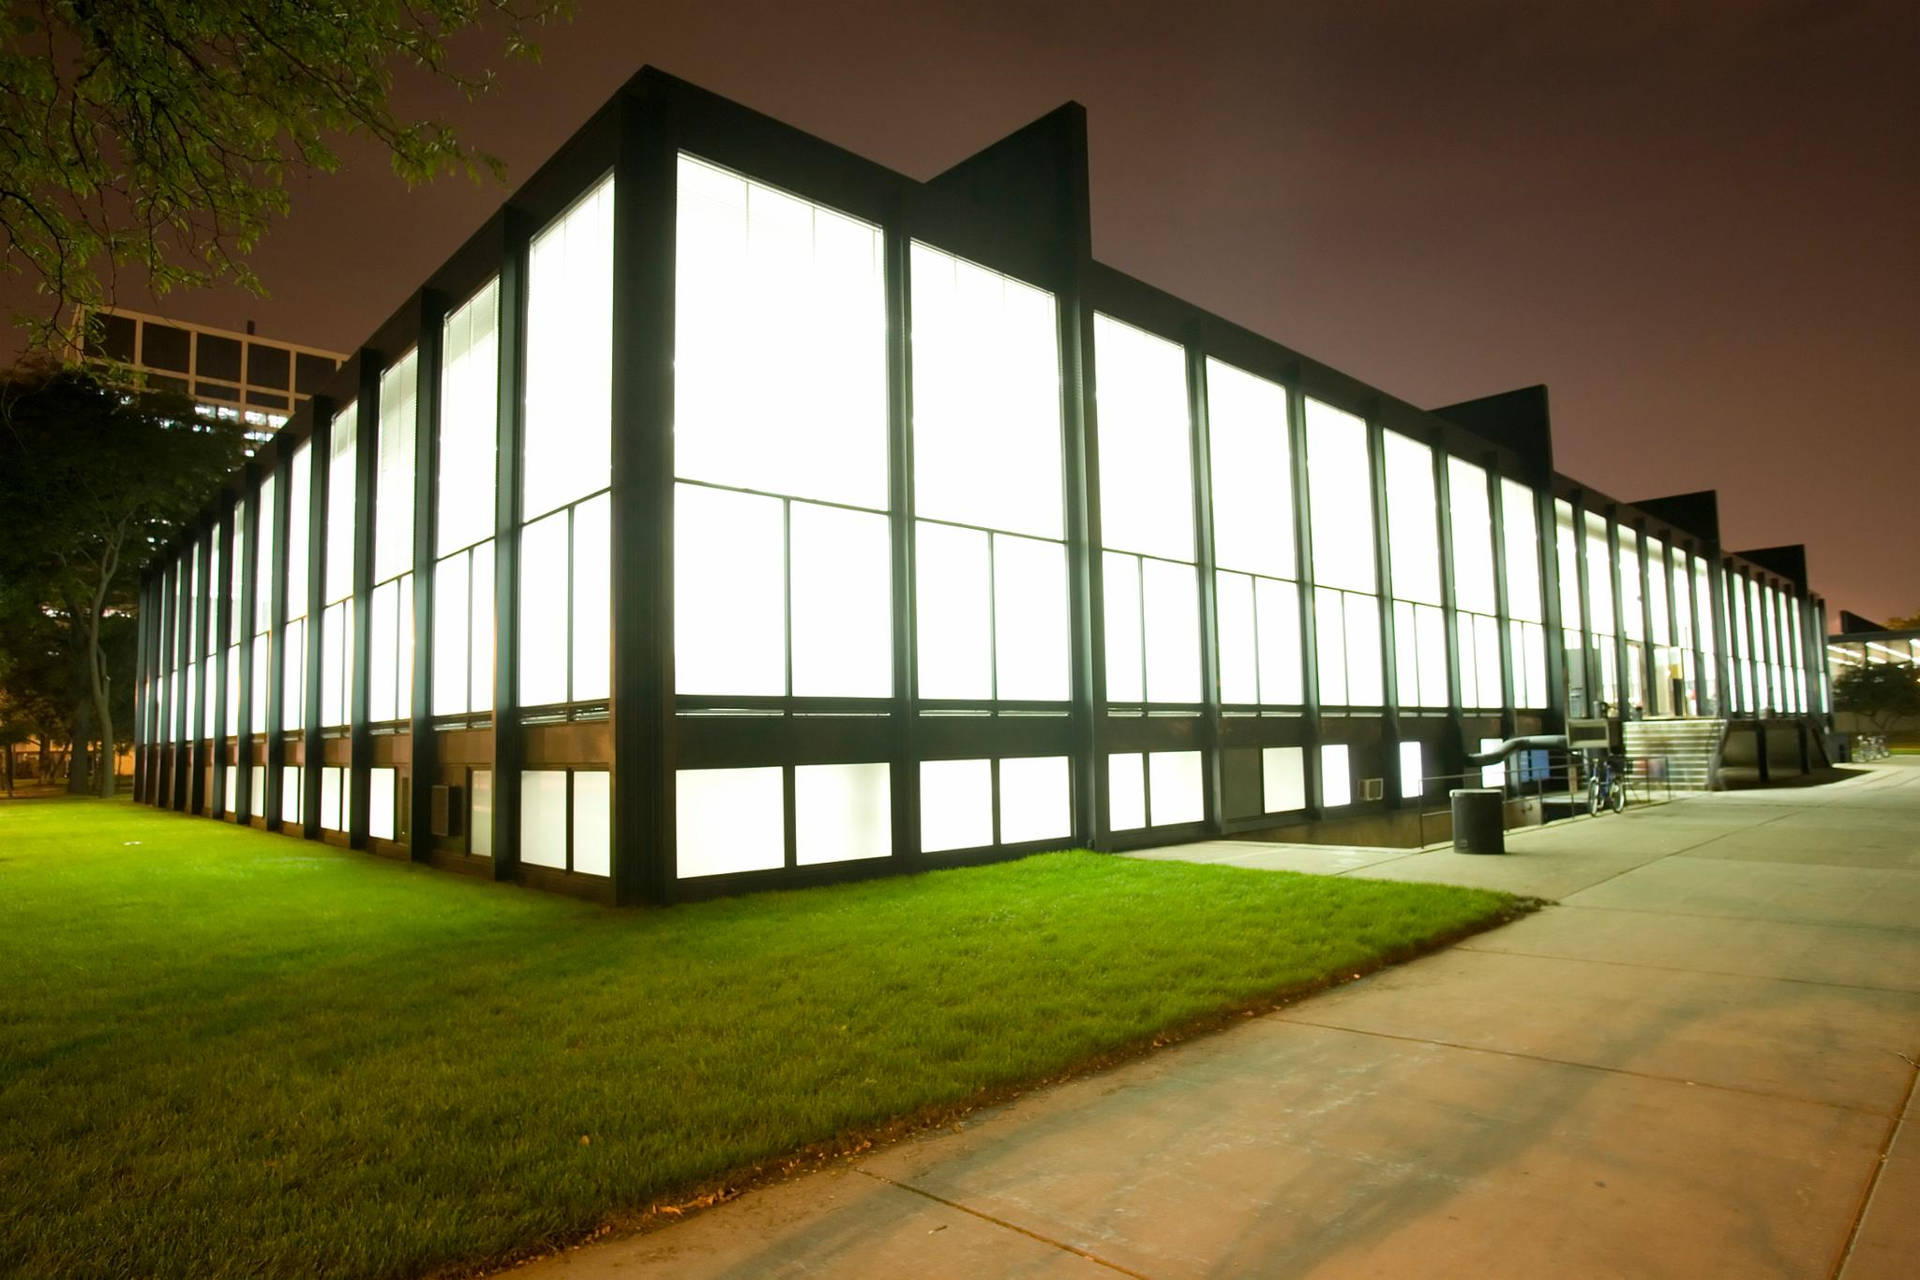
[1450,788,1505,854]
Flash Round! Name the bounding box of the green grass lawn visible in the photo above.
[0,798,1521,1280]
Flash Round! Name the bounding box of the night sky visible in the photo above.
[8,1,1915,625]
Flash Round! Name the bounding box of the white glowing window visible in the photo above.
[1319,588,1382,706]
[1095,314,1192,561]
[1399,741,1424,799]
[790,501,891,699]
[1103,552,1144,702]
[1216,571,1257,703]
[469,769,493,857]
[916,522,992,700]
[993,534,1069,702]
[1384,431,1440,605]
[1501,479,1543,623]
[1584,514,1614,637]
[432,547,494,718]
[677,767,783,877]
[254,475,277,635]
[249,765,264,817]
[998,756,1070,844]
[1256,577,1303,704]
[911,243,1063,540]
[1317,590,1347,705]
[524,176,613,520]
[1457,612,1504,710]
[1262,746,1306,813]
[1648,540,1670,646]
[1447,457,1496,615]
[231,507,249,647]
[570,493,611,703]
[920,758,992,852]
[520,770,569,869]
[285,443,311,623]
[1620,530,1644,642]
[1143,558,1202,704]
[281,765,302,825]
[1149,751,1204,826]
[324,403,356,604]
[250,636,269,734]
[572,772,611,877]
[1321,745,1351,807]
[1107,753,1146,831]
[320,766,345,831]
[1671,547,1694,650]
[369,767,397,841]
[1556,501,1582,633]
[205,536,222,658]
[675,484,785,697]
[1306,398,1376,594]
[282,621,305,732]
[517,510,569,708]
[676,155,886,509]
[796,763,891,865]
[367,576,412,723]
[374,350,417,584]
[183,663,199,739]
[1394,600,1448,709]
[223,767,236,817]
[319,601,350,728]
[437,279,499,556]
[1206,358,1293,578]
[1513,620,1549,709]
[1218,572,1304,705]
[224,645,240,736]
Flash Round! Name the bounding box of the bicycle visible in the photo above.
[1586,751,1629,816]
[1854,734,1889,762]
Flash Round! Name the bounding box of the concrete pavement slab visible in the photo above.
[1459,906,1920,993]
[1125,841,1411,875]
[1838,1076,1920,1280]
[1565,857,1920,931]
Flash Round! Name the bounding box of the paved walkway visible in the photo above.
[512,761,1920,1279]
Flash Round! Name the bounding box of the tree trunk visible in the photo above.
[67,705,92,795]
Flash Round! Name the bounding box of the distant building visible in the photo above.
[72,306,347,441]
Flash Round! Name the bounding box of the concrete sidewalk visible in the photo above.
[512,761,1920,1279]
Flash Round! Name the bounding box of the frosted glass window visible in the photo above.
[1394,600,1448,709]
[223,767,236,817]
[570,493,611,703]
[1256,577,1304,704]
[230,508,249,646]
[367,577,411,723]
[1107,754,1146,831]
[1457,613,1503,710]
[994,534,1070,702]
[1399,741,1423,799]
[205,536,222,657]
[1647,538,1670,645]
[254,477,276,634]
[796,763,891,865]
[1384,431,1441,605]
[1262,747,1305,813]
[677,767,783,877]
[676,155,886,509]
[572,772,611,877]
[1317,590,1347,706]
[1447,457,1495,615]
[517,511,569,707]
[998,756,1070,844]
[1620,530,1644,641]
[281,766,302,825]
[1672,548,1694,650]
[437,279,499,556]
[520,770,569,870]
[1103,552,1144,703]
[370,356,417,589]
[1344,592,1383,705]
[282,620,305,732]
[1321,745,1351,808]
[184,663,199,739]
[1306,399,1375,594]
[1501,480,1543,623]
[320,767,344,832]
[368,767,397,841]
[523,175,613,520]
[1692,558,1714,702]
[285,443,311,623]
[224,646,240,736]
[1142,558,1202,704]
[675,484,785,696]
[250,637,269,734]
[1555,501,1582,634]
[319,601,350,728]
[1216,571,1257,704]
[916,522,992,700]
[1584,515,1614,637]
[432,553,470,716]
[910,243,1063,540]
[1480,737,1508,789]
[1205,358,1293,578]
[791,502,891,698]
[1513,621,1549,709]
[1095,314,1193,561]
[920,758,992,852]
[1149,751,1204,826]
[469,769,493,857]
[325,403,356,604]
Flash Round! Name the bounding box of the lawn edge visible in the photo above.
[455,890,1547,1280]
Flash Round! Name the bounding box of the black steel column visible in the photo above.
[1433,443,1460,754]
[1659,534,1682,714]
[1366,415,1400,803]
[210,501,234,812]
[1537,490,1568,732]
[348,360,380,848]
[263,453,291,829]
[491,210,532,882]
[1286,379,1321,812]
[610,91,678,905]
[1606,509,1628,714]
[410,295,447,862]
[1705,553,1732,717]
[882,224,921,871]
[301,405,333,838]
[189,529,213,811]
[1567,491,1595,719]
[1634,518,1654,715]
[235,470,260,821]
[1488,461,1515,739]
[1186,329,1224,829]
[1062,283,1100,848]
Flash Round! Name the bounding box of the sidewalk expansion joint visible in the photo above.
[854,1167,1154,1278]
[1828,1056,1918,1280]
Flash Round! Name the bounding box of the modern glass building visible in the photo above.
[132,70,1833,903]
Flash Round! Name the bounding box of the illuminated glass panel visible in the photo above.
[369,767,397,842]
[374,350,417,584]
[674,485,785,697]
[1094,315,1192,561]
[517,510,570,708]
[993,535,1069,702]
[572,772,611,877]
[1108,753,1146,831]
[520,770,569,870]
[1385,432,1441,605]
[470,769,493,857]
[281,765,302,825]
[254,473,277,635]
[569,493,611,703]
[1149,751,1204,825]
[367,577,412,723]
[999,756,1070,844]
[523,176,613,520]
[324,403,356,605]
[1142,558,1202,704]
[1320,744,1351,807]
[795,763,891,865]
[1262,746,1305,813]
[921,758,992,852]
[1620,530,1644,642]
[1205,358,1293,578]
[911,243,1062,539]
[319,602,350,728]
[1103,553,1143,703]
[1399,741,1423,799]
[436,280,499,556]
[1584,514,1614,637]
[1447,457,1495,615]
[676,156,886,509]
[1306,399,1375,594]
[790,502,890,699]
[1500,479,1543,623]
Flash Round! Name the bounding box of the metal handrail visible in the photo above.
[1411,746,1675,845]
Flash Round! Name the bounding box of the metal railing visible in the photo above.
[1412,747,1676,846]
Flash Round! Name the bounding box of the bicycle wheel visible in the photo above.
[1610,778,1626,813]
[1588,776,1603,817]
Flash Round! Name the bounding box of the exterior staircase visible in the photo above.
[1623,717,1729,792]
